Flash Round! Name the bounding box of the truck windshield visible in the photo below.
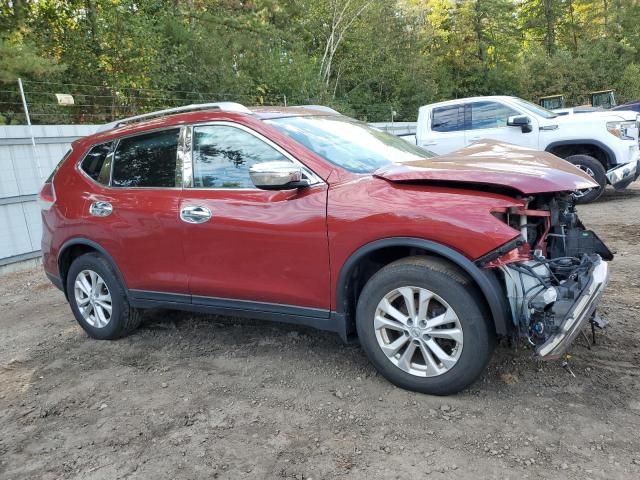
[266,115,434,173]
[512,98,558,119]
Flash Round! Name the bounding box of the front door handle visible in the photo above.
[180,205,212,224]
[89,201,113,217]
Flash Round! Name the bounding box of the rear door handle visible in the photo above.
[469,136,482,142]
[422,141,437,146]
[180,205,212,224]
[89,201,113,217]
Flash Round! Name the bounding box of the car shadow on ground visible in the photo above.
[589,186,640,204]
[135,307,581,397]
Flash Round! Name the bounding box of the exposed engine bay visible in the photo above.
[483,193,612,359]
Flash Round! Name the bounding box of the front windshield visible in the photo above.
[266,115,434,173]
[512,98,558,119]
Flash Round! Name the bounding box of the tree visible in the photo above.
[317,0,374,85]
[0,37,64,83]
[3,0,640,124]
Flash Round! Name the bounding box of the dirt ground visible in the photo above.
[1,185,640,480]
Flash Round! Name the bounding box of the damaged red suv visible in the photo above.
[41,103,612,395]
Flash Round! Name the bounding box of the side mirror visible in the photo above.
[507,115,532,133]
[249,161,309,190]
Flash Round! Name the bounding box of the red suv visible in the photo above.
[41,103,612,395]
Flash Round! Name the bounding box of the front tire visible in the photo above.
[565,154,607,204]
[66,253,142,340]
[356,256,494,395]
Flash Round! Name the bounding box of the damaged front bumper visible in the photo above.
[607,160,639,190]
[535,257,609,360]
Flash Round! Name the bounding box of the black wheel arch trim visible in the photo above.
[57,238,129,298]
[545,140,615,168]
[335,237,512,336]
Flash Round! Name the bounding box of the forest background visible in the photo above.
[2,0,640,123]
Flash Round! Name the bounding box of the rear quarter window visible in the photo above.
[80,142,114,185]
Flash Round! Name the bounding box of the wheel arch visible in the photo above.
[57,238,128,299]
[335,237,511,339]
[545,140,614,171]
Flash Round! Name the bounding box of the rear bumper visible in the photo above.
[535,258,609,360]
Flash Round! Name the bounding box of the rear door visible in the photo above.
[179,122,331,313]
[465,100,539,149]
[81,128,188,295]
[420,103,466,154]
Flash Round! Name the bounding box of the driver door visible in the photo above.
[179,122,331,313]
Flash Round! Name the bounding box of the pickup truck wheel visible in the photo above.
[356,256,494,395]
[66,253,143,340]
[565,154,606,204]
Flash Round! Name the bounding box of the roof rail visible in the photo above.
[97,102,252,132]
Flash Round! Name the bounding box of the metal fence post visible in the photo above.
[18,78,45,182]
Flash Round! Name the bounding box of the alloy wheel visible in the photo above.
[573,163,596,199]
[373,286,463,377]
[74,269,113,328]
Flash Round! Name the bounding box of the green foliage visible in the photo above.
[617,64,640,103]
[0,36,64,82]
[2,0,640,123]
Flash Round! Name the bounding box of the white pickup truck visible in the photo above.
[404,96,640,203]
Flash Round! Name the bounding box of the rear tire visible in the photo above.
[565,154,606,204]
[66,253,142,340]
[356,256,494,395]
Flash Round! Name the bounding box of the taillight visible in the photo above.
[38,181,56,210]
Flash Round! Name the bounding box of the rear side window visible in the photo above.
[81,142,113,185]
[469,101,519,130]
[431,105,465,132]
[112,129,180,188]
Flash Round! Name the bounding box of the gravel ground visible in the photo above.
[1,184,640,480]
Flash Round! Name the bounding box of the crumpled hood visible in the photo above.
[374,140,598,194]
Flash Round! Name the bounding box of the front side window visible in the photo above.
[470,101,519,130]
[112,129,180,188]
[432,105,465,132]
[81,142,113,185]
[266,115,433,173]
[192,125,291,188]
